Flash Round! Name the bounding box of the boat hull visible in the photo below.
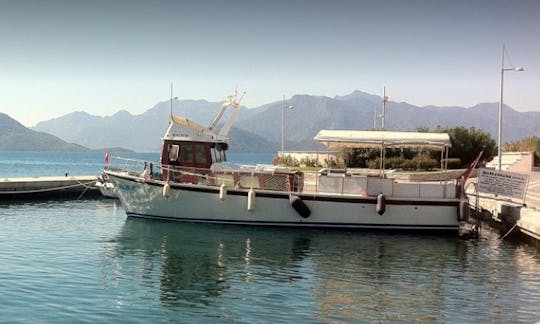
[96,183,117,198]
[107,172,461,231]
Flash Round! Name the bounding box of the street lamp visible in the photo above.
[281,95,294,155]
[498,45,524,170]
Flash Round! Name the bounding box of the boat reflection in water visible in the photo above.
[109,218,316,307]
[102,218,536,322]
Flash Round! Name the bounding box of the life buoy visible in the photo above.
[290,195,311,218]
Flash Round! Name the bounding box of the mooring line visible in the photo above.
[500,223,518,240]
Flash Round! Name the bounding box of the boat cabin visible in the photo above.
[159,115,230,182]
[160,140,228,170]
[156,93,302,191]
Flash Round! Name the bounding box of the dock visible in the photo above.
[467,158,540,246]
[0,175,100,200]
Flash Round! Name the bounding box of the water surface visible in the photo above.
[1,199,539,322]
[1,151,539,322]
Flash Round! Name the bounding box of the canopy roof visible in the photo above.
[162,115,228,143]
[314,130,451,150]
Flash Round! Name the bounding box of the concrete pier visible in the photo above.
[467,170,540,245]
[0,175,100,200]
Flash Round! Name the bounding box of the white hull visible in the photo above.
[95,180,118,198]
[98,185,118,198]
[107,172,461,231]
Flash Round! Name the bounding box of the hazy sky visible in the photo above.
[1,0,539,127]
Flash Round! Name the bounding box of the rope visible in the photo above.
[70,175,97,189]
[75,185,91,201]
[500,223,518,240]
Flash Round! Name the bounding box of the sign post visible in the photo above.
[476,168,529,201]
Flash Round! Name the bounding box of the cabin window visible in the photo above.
[210,143,227,163]
[169,145,180,162]
[194,144,208,164]
[212,149,226,163]
[182,145,194,163]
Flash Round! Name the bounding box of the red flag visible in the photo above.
[104,152,110,165]
[459,150,483,181]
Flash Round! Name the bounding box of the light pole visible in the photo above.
[281,95,294,155]
[381,86,388,129]
[498,45,524,170]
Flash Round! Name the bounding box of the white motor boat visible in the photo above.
[105,89,470,232]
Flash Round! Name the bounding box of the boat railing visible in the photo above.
[108,156,159,177]
[108,157,299,192]
[108,158,459,199]
[158,164,304,192]
[306,171,459,199]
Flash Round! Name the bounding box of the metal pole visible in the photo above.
[281,95,285,154]
[169,83,173,119]
[381,86,388,130]
[381,87,386,129]
[373,106,377,129]
[498,45,505,171]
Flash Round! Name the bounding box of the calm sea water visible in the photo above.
[0,151,275,178]
[1,152,539,322]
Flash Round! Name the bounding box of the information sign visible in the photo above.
[477,168,529,200]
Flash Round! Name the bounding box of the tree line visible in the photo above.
[274,126,540,170]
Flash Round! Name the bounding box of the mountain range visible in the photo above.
[3,90,539,153]
[0,113,87,151]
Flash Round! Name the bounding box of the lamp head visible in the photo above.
[514,67,524,72]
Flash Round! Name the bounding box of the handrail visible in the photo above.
[107,159,458,199]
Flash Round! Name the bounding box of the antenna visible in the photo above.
[169,83,178,121]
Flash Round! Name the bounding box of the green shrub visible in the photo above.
[400,159,417,170]
[384,156,405,169]
[325,157,342,168]
[444,158,462,169]
[272,155,299,167]
[299,157,321,167]
[367,158,381,169]
[413,153,438,170]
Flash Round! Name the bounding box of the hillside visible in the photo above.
[32,90,540,152]
[235,91,540,150]
[34,100,261,152]
[0,113,88,151]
